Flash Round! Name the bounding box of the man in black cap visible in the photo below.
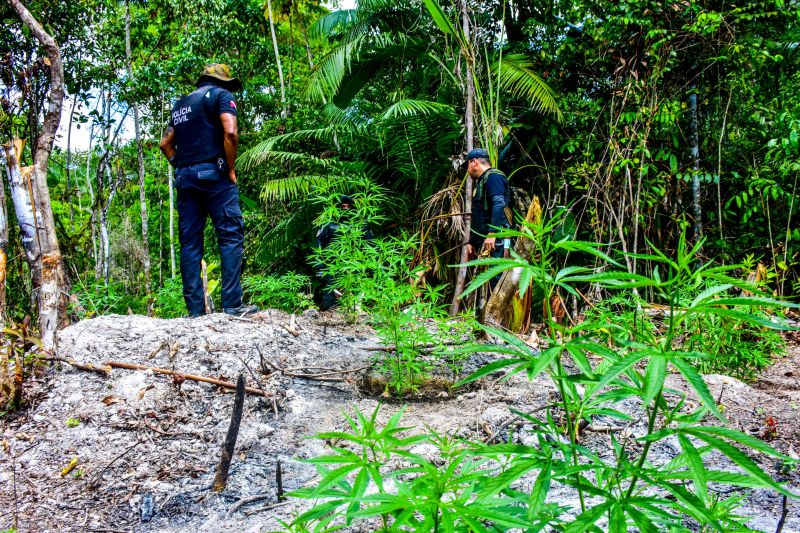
[160,64,258,317]
[466,148,511,286]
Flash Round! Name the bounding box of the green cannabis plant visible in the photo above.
[286,216,798,531]
[243,273,315,314]
[311,183,475,395]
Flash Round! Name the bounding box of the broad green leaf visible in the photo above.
[678,434,708,504]
[642,354,667,405]
[455,357,525,387]
[671,357,724,421]
[691,433,796,496]
[586,351,649,395]
[689,283,733,307]
[423,0,458,37]
[683,426,793,459]
[609,503,627,533]
[565,502,614,533]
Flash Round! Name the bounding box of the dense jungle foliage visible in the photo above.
[1,0,798,324]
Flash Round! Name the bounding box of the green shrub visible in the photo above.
[153,277,185,318]
[242,273,315,313]
[285,221,799,531]
[684,310,786,380]
[311,184,475,395]
[586,278,787,381]
[70,280,145,318]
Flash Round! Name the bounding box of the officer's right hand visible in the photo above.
[228,169,237,184]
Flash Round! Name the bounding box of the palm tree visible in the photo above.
[240,0,562,295]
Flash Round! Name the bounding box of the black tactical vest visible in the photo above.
[171,86,226,169]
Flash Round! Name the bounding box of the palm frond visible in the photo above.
[320,103,372,132]
[239,128,334,170]
[494,54,562,122]
[239,149,334,172]
[303,33,419,105]
[303,34,370,103]
[308,9,358,38]
[261,175,329,202]
[376,99,456,122]
[421,179,466,241]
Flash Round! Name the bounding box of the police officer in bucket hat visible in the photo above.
[160,64,257,317]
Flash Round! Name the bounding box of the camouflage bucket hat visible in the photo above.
[197,63,242,92]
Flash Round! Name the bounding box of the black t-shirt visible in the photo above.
[170,81,238,168]
[471,169,509,243]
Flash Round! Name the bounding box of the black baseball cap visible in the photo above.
[466,148,490,161]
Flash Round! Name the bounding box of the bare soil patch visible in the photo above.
[1,311,798,532]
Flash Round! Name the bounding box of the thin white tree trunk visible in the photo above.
[4,140,38,269]
[84,124,98,271]
[162,91,176,278]
[300,16,314,69]
[450,0,476,316]
[66,96,77,228]
[689,85,702,242]
[1,141,28,325]
[266,0,287,116]
[0,161,7,326]
[125,1,151,299]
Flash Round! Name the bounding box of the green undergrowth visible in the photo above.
[586,293,787,382]
[311,180,477,396]
[280,216,799,532]
[243,272,315,314]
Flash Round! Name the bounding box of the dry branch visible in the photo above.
[42,355,111,374]
[105,361,272,397]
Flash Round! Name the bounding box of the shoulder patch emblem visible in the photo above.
[230,100,237,109]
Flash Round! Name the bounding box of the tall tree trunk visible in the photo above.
[162,91,176,278]
[9,0,69,351]
[84,124,98,272]
[299,13,314,69]
[4,140,39,277]
[689,84,702,242]
[125,1,152,301]
[450,0,476,316]
[101,164,123,286]
[1,143,16,325]
[265,0,287,116]
[288,7,294,99]
[65,95,77,228]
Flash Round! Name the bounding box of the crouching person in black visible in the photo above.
[314,195,373,311]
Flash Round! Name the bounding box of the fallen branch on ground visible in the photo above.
[279,322,300,337]
[225,495,287,519]
[262,358,362,382]
[105,361,273,397]
[281,364,373,378]
[42,355,111,374]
